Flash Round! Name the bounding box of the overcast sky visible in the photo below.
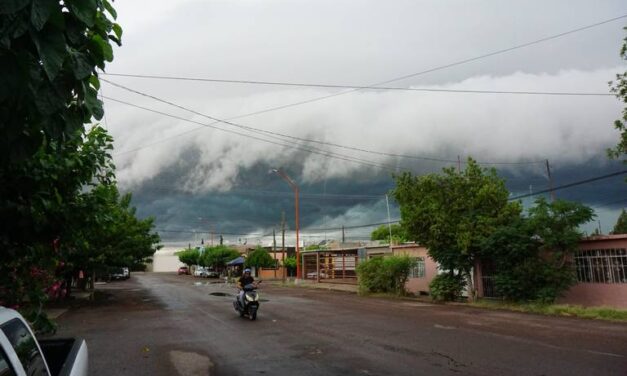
[100,0,627,245]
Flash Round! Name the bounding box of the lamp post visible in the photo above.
[271,169,300,280]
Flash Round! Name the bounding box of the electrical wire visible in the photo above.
[103,72,614,97]
[509,170,627,200]
[103,96,400,172]
[99,15,627,164]
[153,170,627,239]
[104,79,543,165]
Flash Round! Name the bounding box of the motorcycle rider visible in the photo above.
[237,268,255,307]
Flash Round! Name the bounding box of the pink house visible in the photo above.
[391,244,439,295]
[558,234,627,308]
[476,234,627,308]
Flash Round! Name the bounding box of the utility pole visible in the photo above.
[273,228,277,279]
[545,159,556,202]
[457,155,461,173]
[281,211,286,282]
[385,194,393,247]
[341,225,345,244]
[210,224,214,246]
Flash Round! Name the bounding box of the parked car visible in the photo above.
[109,267,129,281]
[194,266,208,278]
[306,271,328,279]
[206,269,219,278]
[0,307,88,376]
[178,266,189,275]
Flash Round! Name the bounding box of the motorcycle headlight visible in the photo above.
[245,293,255,302]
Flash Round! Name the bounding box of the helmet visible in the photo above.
[243,268,251,273]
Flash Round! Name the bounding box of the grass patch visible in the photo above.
[472,300,627,322]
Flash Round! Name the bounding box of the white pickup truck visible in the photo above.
[0,307,88,376]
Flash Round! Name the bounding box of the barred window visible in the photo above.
[409,257,425,278]
[575,249,627,283]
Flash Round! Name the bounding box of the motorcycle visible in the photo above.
[233,281,261,320]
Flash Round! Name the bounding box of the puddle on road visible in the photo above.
[209,292,231,297]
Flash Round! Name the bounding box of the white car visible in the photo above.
[194,267,209,278]
[306,271,328,279]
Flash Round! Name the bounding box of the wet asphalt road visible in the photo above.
[53,272,627,375]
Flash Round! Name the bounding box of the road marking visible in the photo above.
[434,324,456,330]
[586,350,625,358]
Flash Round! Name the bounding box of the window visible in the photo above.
[0,348,15,376]
[575,248,627,283]
[0,319,47,376]
[409,257,425,278]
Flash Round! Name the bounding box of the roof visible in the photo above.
[581,234,627,242]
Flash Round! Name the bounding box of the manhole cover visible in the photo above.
[209,292,230,297]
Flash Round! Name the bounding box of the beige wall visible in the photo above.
[150,248,185,272]
[392,245,438,294]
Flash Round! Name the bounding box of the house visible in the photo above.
[558,234,627,308]
[390,244,439,296]
[298,242,440,294]
[475,234,627,308]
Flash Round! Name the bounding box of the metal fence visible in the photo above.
[303,251,358,283]
[575,248,627,284]
[481,276,499,298]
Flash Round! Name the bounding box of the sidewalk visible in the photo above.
[270,279,359,293]
[44,290,96,320]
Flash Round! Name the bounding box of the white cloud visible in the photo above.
[109,67,624,191]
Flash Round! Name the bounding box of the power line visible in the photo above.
[155,228,266,236]
[509,170,627,200]
[141,184,388,200]
[106,14,625,132]
[103,96,400,171]
[103,72,614,97]
[99,15,627,163]
[154,171,626,240]
[104,80,543,165]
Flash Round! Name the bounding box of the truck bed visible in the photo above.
[39,338,88,376]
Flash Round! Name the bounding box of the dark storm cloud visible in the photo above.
[127,152,625,244]
[103,0,627,243]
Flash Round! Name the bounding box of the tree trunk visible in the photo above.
[465,269,476,302]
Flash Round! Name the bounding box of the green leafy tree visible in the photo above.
[608,28,627,164]
[0,0,121,330]
[177,249,200,267]
[480,198,594,303]
[612,209,627,234]
[245,247,276,275]
[61,184,160,286]
[202,246,240,271]
[283,256,297,277]
[370,224,408,244]
[393,158,521,301]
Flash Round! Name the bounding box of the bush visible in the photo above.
[357,256,415,296]
[429,273,466,302]
[245,247,276,269]
[493,256,575,303]
[282,256,297,276]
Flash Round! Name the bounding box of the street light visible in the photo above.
[270,168,301,280]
